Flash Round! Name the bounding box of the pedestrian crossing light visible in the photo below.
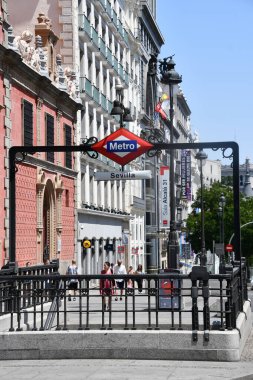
[82,239,91,249]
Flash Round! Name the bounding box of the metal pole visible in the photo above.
[200,161,206,266]
[167,83,178,269]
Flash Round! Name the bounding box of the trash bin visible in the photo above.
[159,268,181,310]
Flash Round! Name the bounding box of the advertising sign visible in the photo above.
[160,166,170,226]
[159,272,181,310]
[181,150,191,201]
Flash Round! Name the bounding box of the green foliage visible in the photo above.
[186,182,253,260]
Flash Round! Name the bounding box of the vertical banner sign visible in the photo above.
[160,166,170,226]
[181,150,192,201]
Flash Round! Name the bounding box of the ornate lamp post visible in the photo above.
[218,193,226,273]
[195,149,208,266]
[110,79,133,127]
[159,56,182,269]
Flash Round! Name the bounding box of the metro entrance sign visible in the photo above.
[92,128,154,166]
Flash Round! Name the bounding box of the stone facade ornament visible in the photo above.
[55,54,67,91]
[64,67,77,99]
[13,29,34,65]
[33,35,48,76]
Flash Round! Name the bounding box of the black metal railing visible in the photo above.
[0,262,248,340]
[0,261,59,315]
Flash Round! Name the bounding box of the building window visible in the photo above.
[45,113,54,162]
[64,124,72,169]
[65,189,69,207]
[22,99,33,146]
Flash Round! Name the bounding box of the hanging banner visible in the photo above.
[181,150,191,201]
[160,166,170,226]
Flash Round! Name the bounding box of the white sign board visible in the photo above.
[160,166,170,227]
[94,170,152,181]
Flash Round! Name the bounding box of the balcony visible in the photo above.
[123,29,129,47]
[103,0,112,22]
[124,70,129,85]
[92,85,100,105]
[91,27,99,49]
[106,47,113,67]
[101,93,107,111]
[117,19,124,38]
[118,62,124,80]
[79,77,93,102]
[94,0,106,12]
[78,14,92,43]
[99,38,107,59]
[111,9,118,31]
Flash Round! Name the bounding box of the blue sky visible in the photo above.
[157,0,253,164]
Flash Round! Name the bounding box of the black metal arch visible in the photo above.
[9,140,240,264]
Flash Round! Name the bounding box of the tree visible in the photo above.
[186,182,253,263]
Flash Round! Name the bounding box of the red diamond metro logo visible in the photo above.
[92,128,154,166]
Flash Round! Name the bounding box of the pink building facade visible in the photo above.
[0,1,81,269]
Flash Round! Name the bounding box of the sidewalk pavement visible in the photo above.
[0,320,252,379]
[0,357,253,380]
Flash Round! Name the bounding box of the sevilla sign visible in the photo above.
[92,128,154,166]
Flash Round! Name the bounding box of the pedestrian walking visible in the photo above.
[114,259,127,301]
[100,261,113,310]
[66,260,78,301]
[127,265,134,289]
[135,264,144,293]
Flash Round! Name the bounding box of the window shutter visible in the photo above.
[23,100,33,146]
[65,125,72,169]
[46,114,54,162]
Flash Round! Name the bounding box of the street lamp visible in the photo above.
[195,149,208,266]
[159,56,182,269]
[110,79,134,127]
[218,193,226,273]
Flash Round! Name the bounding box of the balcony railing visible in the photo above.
[117,19,124,37]
[124,70,129,84]
[79,77,92,98]
[106,47,113,66]
[111,9,117,28]
[101,93,107,111]
[91,27,99,48]
[118,62,124,79]
[92,85,100,105]
[99,38,107,57]
[78,14,91,37]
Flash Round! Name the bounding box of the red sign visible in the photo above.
[118,246,125,254]
[132,247,139,255]
[92,128,154,166]
[225,244,233,252]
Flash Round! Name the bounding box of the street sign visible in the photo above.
[94,170,152,181]
[225,244,233,252]
[118,246,125,254]
[104,244,114,251]
[92,128,154,166]
[82,239,91,249]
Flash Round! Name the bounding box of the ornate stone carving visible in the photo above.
[55,54,67,90]
[64,67,78,99]
[13,29,34,65]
